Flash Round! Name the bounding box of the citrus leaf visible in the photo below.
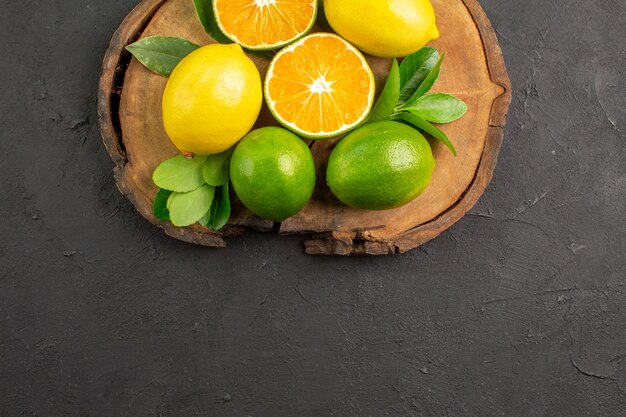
[199,189,219,228]
[210,184,231,230]
[406,53,444,104]
[198,207,213,229]
[168,185,215,227]
[398,47,439,104]
[153,189,173,221]
[401,93,468,124]
[396,111,457,156]
[152,155,208,192]
[368,59,400,123]
[202,148,234,186]
[199,184,230,230]
[194,0,231,44]
[126,36,199,77]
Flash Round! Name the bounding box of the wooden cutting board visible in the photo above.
[98,0,511,255]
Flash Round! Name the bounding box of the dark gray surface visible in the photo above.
[1,0,624,416]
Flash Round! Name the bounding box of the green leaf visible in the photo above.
[199,207,214,229]
[199,184,230,230]
[168,185,216,227]
[401,93,467,124]
[406,53,444,103]
[199,190,219,228]
[395,111,457,156]
[398,47,439,104]
[153,189,173,221]
[202,148,234,186]
[152,155,208,192]
[126,36,199,77]
[211,184,231,230]
[368,59,400,123]
[193,0,231,44]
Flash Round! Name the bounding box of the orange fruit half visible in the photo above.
[265,33,376,139]
[213,0,317,51]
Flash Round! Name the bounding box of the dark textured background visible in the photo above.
[1,0,625,416]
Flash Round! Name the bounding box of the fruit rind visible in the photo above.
[230,127,316,221]
[323,0,440,58]
[161,43,262,155]
[327,121,436,210]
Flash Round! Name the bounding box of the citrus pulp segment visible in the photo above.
[213,0,317,51]
[264,33,376,139]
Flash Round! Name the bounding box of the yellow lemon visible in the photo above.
[322,0,440,58]
[162,43,262,155]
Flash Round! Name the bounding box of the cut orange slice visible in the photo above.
[265,33,376,139]
[213,0,317,51]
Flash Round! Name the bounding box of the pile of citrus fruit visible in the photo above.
[126,0,468,228]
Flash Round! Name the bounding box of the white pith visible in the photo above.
[309,76,334,94]
[254,0,275,6]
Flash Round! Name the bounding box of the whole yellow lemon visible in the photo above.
[323,0,440,58]
[162,43,262,155]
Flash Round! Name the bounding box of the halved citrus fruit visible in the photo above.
[213,0,317,51]
[264,33,376,139]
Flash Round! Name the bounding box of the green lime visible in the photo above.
[230,127,316,222]
[326,121,435,210]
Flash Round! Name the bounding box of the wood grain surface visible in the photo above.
[98,0,512,255]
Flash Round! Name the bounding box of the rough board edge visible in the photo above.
[99,0,512,255]
[303,0,512,255]
[98,0,234,248]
